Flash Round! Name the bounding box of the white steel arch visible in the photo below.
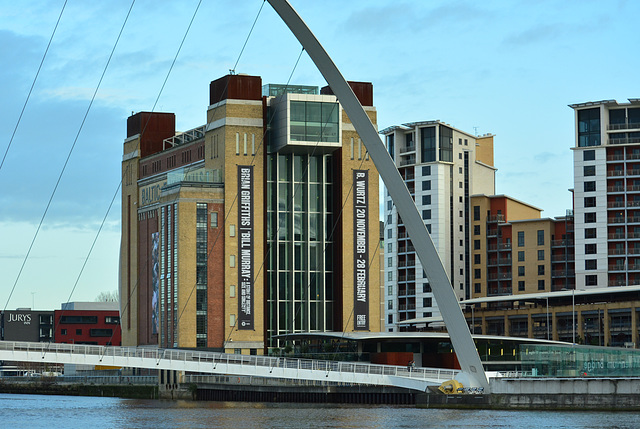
[266,0,489,390]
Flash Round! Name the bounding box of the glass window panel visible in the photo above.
[290,101,305,122]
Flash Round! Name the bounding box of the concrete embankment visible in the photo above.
[0,380,158,399]
[418,377,640,411]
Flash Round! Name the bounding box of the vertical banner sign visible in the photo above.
[151,232,160,335]
[238,166,254,329]
[353,170,369,330]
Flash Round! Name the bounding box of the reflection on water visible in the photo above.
[0,393,635,428]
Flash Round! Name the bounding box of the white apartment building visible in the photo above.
[381,121,496,331]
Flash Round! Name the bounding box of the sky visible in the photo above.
[0,0,638,311]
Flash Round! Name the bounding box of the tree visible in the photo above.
[95,290,119,302]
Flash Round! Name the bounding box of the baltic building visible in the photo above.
[120,74,381,354]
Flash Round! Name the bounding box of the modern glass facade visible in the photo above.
[266,153,335,346]
[521,343,640,377]
[290,101,339,143]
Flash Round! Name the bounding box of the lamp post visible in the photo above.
[572,289,575,344]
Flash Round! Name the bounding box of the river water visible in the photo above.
[0,393,635,428]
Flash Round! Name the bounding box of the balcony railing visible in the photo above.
[607,122,640,131]
[487,214,505,223]
[608,137,640,145]
[607,154,625,161]
[400,144,416,154]
[551,239,574,247]
[608,170,625,177]
[552,270,575,277]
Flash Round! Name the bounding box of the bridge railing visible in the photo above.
[0,341,458,382]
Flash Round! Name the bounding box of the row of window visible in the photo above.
[59,328,114,337]
[59,315,120,325]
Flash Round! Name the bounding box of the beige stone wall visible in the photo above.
[511,219,554,295]
[120,136,141,346]
[340,108,381,333]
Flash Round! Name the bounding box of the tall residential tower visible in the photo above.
[381,122,495,331]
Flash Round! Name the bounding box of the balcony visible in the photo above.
[608,137,640,145]
[398,288,416,297]
[551,239,574,247]
[399,156,416,166]
[400,144,416,154]
[607,170,625,177]
[607,122,640,131]
[609,233,626,240]
[552,270,575,277]
[608,186,626,193]
[487,287,513,296]
[629,169,640,176]
[608,201,625,208]
[551,254,575,262]
[487,273,512,281]
[607,154,625,161]
[398,260,416,268]
[487,214,505,223]
[608,279,627,286]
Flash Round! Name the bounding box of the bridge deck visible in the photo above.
[0,341,457,391]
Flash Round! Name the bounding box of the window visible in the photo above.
[518,281,525,291]
[422,180,431,191]
[387,214,392,225]
[388,300,393,310]
[422,209,431,220]
[474,283,481,293]
[387,229,392,239]
[474,225,480,235]
[230,255,236,267]
[290,101,339,142]
[76,329,82,335]
[474,269,481,279]
[387,200,392,211]
[459,182,463,188]
[387,257,392,267]
[422,166,431,175]
[584,165,596,176]
[518,231,525,247]
[537,230,544,246]
[420,127,436,162]
[230,314,236,326]
[423,297,433,307]
[61,329,67,335]
[474,240,480,250]
[388,271,392,281]
[439,125,453,162]
[423,312,432,318]
[473,206,480,221]
[518,251,525,261]
[584,181,596,192]
[422,195,431,205]
[60,316,98,324]
[585,243,597,254]
[578,108,600,147]
[585,259,597,270]
[584,212,596,223]
[387,243,392,253]
[583,150,596,161]
[388,314,393,324]
[474,254,481,264]
[210,212,218,228]
[426,224,431,233]
[518,266,525,276]
[230,285,236,298]
[585,275,598,286]
[105,316,120,324]
[538,265,545,275]
[538,250,544,261]
[538,280,545,290]
[423,283,431,293]
[388,285,392,295]
[584,197,596,208]
[90,328,113,337]
[585,228,596,239]
[230,225,236,237]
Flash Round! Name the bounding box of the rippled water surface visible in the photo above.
[0,393,635,428]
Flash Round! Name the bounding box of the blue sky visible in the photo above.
[0,0,638,310]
